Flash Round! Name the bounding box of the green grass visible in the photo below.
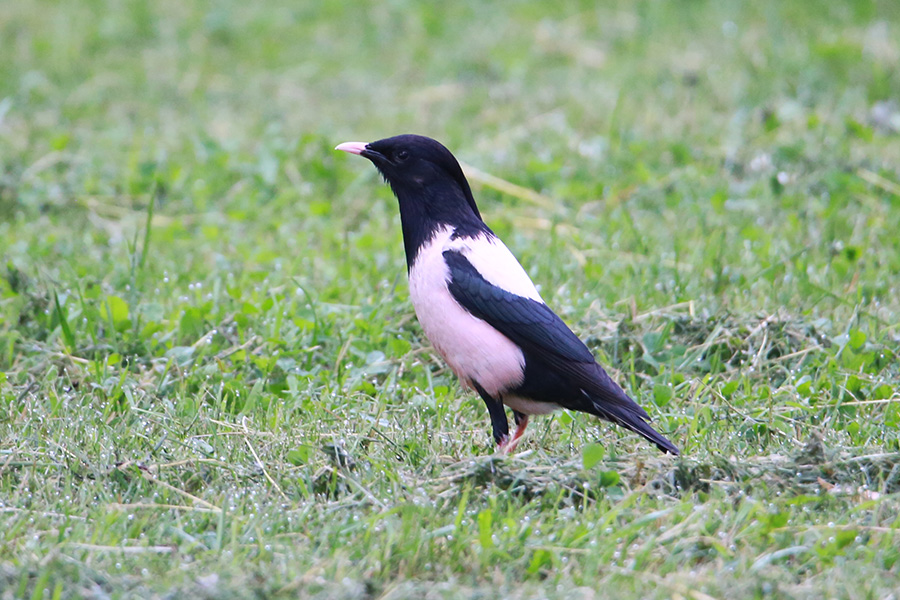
[2,0,900,597]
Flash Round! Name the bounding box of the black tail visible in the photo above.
[510,350,679,454]
[571,363,679,455]
[593,398,680,455]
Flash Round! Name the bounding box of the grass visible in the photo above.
[2,0,900,597]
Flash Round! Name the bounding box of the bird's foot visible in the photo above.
[496,436,519,455]
[498,437,521,455]
[496,415,529,455]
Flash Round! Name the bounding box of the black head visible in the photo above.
[337,134,490,269]
[336,134,482,221]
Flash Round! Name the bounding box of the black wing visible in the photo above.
[444,250,679,455]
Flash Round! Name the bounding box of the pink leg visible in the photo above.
[499,415,529,454]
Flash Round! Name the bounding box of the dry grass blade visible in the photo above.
[460,162,556,210]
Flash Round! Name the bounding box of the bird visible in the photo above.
[335,134,679,455]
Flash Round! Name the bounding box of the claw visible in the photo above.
[497,415,529,454]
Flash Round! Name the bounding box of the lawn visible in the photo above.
[2,0,900,598]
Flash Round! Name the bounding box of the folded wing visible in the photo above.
[443,249,679,454]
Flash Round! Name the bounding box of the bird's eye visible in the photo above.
[395,149,409,161]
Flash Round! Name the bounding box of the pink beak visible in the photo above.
[335,141,368,155]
